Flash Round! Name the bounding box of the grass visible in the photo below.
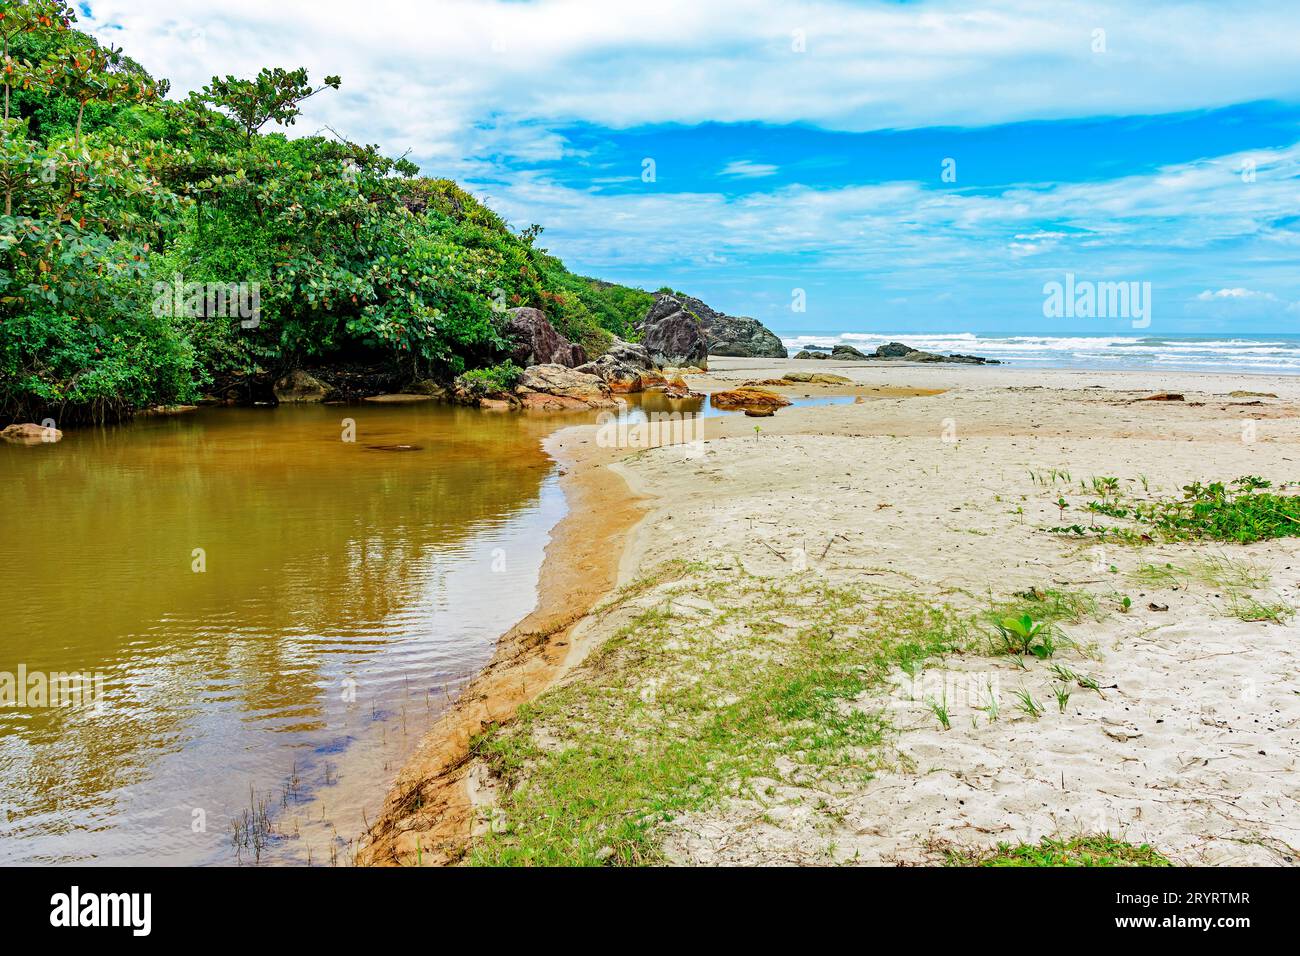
[943,834,1174,867]
[462,565,1000,866]
[1224,593,1295,624]
[1052,476,1300,545]
[459,562,1107,866]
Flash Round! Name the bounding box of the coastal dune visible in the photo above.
[363,358,1300,866]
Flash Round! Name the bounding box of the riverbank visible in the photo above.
[362,358,1300,866]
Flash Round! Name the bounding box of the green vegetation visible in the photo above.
[453,361,522,398]
[0,2,652,422]
[465,565,973,866]
[1051,476,1300,545]
[457,562,1104,866]
[943,834,1173,867]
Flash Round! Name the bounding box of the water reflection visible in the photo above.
[0,403,570,864]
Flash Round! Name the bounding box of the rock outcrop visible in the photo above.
[576,338,661,393]
[640,294,709,370]
[504,307,586,368]
[274,369,330,403]
[670,294,785,359]
[793,342,998,364]
[514,364,616,410]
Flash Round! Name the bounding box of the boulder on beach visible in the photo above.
[831,344,869,360]
[577,338,657,393]
[641,294,709,370]
[670,294,785,359]
[1,422,62,444]
[793,350,828,360]
[273,369,330,403]
[504,307,586,368]
[515,363,617,410]
[782,372,853,384]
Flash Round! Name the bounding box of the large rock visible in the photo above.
[515,364,616,410]
[831,344,869,361]
[274,370,329,403]
[874,341,913,358]
[1,422,62,444]
[670,294,785,359]
[504,307,586,368]
[576,338,658,393]
[793,350,828,360]
[641,294,709,370]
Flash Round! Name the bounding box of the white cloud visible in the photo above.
[81,0,1300,173]
[1196,288,1276,300]
[720,160,779,179]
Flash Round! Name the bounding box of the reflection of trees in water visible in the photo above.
[0,404,564,846]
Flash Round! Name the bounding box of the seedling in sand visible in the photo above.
[1014,688,1042,719]
[1051,683,1071,713]
[928,696,951,731]
[994,614,1054,659]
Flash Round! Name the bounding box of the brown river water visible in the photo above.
[0,391,851,865]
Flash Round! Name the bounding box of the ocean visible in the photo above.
[778,332,1300,376]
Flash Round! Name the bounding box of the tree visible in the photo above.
[194,67,341,146]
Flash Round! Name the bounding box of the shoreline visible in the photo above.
[356,419,650,865]
[364,358,1300,866]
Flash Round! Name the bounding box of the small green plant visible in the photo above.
[994,614,1054,659]
[928,696,951,731]
[1013,688,1042,719]
[1051,683,1071,713]
[455,361,522,396]
[1118,594,1132,614]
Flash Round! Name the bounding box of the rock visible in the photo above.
[408,379,450,400]
[782,372,852,384]
[830,344,869,360]
[504,307,584,368]
[576,339,656,393]
[669,294,785,359]
[793,350,828,360]
[660,375,700,399]
[142,404,199,416]
[1229,390,1277,399]
[902,349,944,363]
[1,422,62,444]
[640,294,709,370]
[710,387,793,414]
[274,370,330,403]
[515,364,616,410]
[362,393,437,403]
[1137,392,1185,402]
[874,341,913,358]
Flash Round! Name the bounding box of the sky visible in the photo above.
[78,0,1300,336]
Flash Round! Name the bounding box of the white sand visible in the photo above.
[595,359,1300,865]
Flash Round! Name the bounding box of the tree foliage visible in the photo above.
[0,0,652,422]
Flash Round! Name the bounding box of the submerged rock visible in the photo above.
[782,372,852,384]
[1,422,62,444]
[362,393,437,403]
[710,387,793,414]
[274,369,330,403]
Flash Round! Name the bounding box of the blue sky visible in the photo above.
[82,0,1300,335]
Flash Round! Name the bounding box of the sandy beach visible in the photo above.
[362,357,1300,866]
